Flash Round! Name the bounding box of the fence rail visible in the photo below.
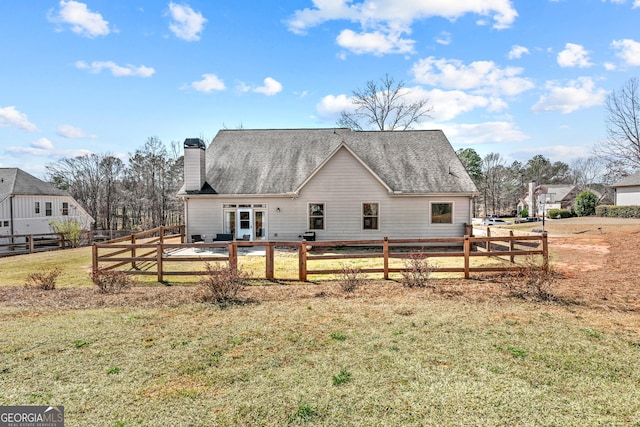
[0,232,69,257]
[93,231,548,282]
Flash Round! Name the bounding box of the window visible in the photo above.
[308,203,324,230]
[35,202,40,214]
[431,202,453,224]
[62,202,69,216]
[45,202,52,217]
[2,221,8,227]
[363,202,379,230]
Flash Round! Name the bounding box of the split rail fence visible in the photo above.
[92,225,548,282]
[0,232,74,257]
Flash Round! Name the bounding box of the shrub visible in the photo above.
[91,269,134,293]
[596,205,640,218]
[519,208,529,218]
[337,264,366,293]
[575,190,597,216]
[24,268,61,290]
[49,218,84,248]
[400,253,432,288]
[546,208,571,219]
[501,256,555,301]
[199,262,248,303]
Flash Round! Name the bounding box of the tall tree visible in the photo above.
[595,77,640,173]
[337,74,432,131]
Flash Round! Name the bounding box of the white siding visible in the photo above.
[184,147,473,241]
[616,186,640,206]
[0,195,93,236]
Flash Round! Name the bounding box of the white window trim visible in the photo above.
[429,201,455,225]
[362,201,380,231]
[308,202,326,231]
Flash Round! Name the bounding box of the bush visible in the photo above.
[596,205,640,218]
[91,269,134,293]
[519,209,529,218]
[200,262,248,303]
[337,264,366,293]
[546,208,571,219]
[24,268,61,290]
[400,253,432,288]
[575,190,597,216]
[501,256,555,301]
[49,218,84,248]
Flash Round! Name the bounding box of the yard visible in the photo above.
[1,217,639,426]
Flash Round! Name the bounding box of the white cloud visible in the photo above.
[0,106,38,132]
[286,1,517,56]
[531,77,608,114]
[611,38,640,66]
[316,94,353,120]
[508,45,529,59]
[190,74,226,92]
[336,27,414,55]
[48,0,110,38]
[57,124,96,139]
[425,89,507,121]
[512,144,591,161]
[286,1,518,34]
[557,43,593,68]
[168,2,207,41]
[411,56,534,96]
[6,138,91,158]
[437,121,529,145]
[635,0,640,8]
[435,31,452,46]
[75,60,155,77]
[253,77,283,96]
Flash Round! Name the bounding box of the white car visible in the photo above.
[480,218,512,226]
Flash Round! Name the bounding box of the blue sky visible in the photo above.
[1,0,640,178]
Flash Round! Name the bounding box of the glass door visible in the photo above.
[237,209,252,240]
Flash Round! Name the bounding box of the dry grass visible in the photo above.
[2,218,640,425]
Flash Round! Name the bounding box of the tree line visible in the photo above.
[47,137,184,231]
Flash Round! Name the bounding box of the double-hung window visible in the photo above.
[308,203,325,230]
[362,202,379,230]
[45,202,52,217]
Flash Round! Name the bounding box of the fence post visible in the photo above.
[299,241,307,282]
[28,235,35,254]
[486,227,492,253]
[160,226,165,244]
[509,230,515,263]
[131,234,137,269]
[266,242,275,280]
[383,237,389,280]
[229,242,238,270]
[542,232,549,271]
[464,235,471,279]
[92,244,98,275]
[157,243,163,282]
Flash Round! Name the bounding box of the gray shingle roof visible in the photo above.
[0,168,69,202]
[613,171,640,187]
[181,128,478,196]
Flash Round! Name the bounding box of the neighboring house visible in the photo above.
[177,128,478,242]
[612,171,640,206]
[518,183,582,216]
[0,168,94,237]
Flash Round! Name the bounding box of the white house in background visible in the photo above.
[177,128,478,242]
[0,168,94,237]
[519,183,582,216]
[612,171,640,206]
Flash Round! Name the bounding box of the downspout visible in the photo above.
[9,195,15,249]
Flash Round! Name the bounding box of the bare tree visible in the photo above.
[595,77,640,172]
[337,74,432,131]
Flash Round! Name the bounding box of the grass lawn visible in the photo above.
[1,296,639,426]
[1,239,639,426]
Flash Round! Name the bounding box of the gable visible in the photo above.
[0,168,69,200]
[186,128,478,196]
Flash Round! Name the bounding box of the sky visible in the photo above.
[1,0,640,178]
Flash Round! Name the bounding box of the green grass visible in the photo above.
[1,298,639,426]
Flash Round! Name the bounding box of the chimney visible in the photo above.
[183,138,206,192]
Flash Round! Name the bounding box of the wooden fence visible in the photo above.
[92,229,548,282]
[0,232,70,257]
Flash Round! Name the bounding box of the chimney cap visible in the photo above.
[184,138,206,149]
